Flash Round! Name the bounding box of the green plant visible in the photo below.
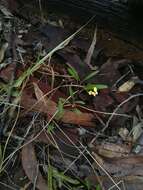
[69,86,75,103]
[83,70,99,82]
[84,83,108,96]
[96,184,101,190]
[47,123,55,133]
[68,86,85,105]
[55,98,65,120]
[67,66,80,81]
[48,163,53,190]
[14,17,94,88]
[46,164,101,190]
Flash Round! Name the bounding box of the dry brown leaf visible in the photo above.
[118,79,135,92]
[87,175,143,190]
[21,129,79,189]
[33,82,48,107]
[94,142,131,158]
[33,82,57,116]
[21,142,47,190]
[21,85,95,127]
[92,152,143,176]
[84,27,98,70]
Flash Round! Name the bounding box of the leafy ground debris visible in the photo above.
[0,1,143,190]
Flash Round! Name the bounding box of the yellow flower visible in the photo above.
[88,91,92,95]
[88,87,98,96]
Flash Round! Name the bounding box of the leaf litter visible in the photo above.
[0,1,143,190]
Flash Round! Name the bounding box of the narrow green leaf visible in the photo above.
[96,184,101,190]
[47,123,55,133]
[53,169,80,185]
[84,179,92,190]
[53,179,58,189]
[48,164,53,190]
[69,86,74,100]
[56,98,64,120]
[68,67,79,81]
[83,70,99,82]
[84,83,108,91]
[84,84,97,91]
[95,84,108,89]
